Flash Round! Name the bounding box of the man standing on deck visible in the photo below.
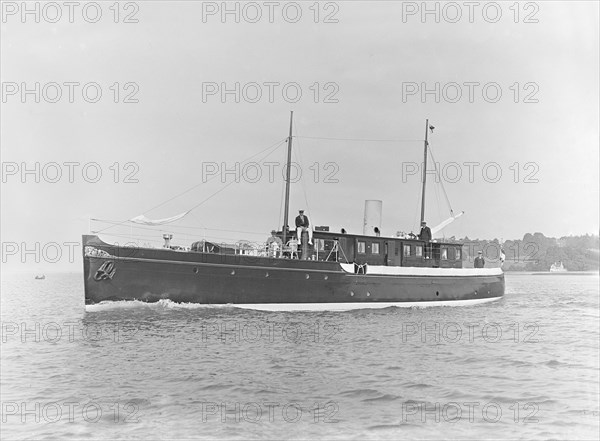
[418,221,432,242]
[295,209,313,245]
[474,251,485,268]
[419,221,432,258]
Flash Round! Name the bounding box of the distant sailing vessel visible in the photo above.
[82,115,504,309]
[550,261,567,272]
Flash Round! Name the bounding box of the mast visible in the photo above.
[282,111,294,244]
[420,119,429,225]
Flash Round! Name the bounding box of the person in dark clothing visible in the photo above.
[295,209,313,245]
[419,221,432,258]
[474,251,485,268]
[419,221,432,241]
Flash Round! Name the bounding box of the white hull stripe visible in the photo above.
[340,263,503,277]
[229,297,503,311]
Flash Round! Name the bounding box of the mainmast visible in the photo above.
[282,111,294,244]
[420,119,429,225]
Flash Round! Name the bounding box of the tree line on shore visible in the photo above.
[442,233,599,271]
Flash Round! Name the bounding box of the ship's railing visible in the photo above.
[313,238,346,262]
[235,240,269,257]
[189,239,270,257]
[186,238,347,262]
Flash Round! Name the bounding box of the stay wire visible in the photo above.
[146,137,288,214]
[428,145,454,216]
[292,128,313,226]
[296,136,422,143]
[95,138,287,234]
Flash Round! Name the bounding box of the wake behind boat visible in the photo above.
[82,116,504,309]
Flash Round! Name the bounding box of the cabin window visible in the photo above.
[456,248,462,260]
[372,243,380,254]
[441,248,448,260]
[415,245,423,257]
[358,241,366,254]
[315,239,325,251]
[403,245,411,257]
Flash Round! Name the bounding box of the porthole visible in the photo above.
[193,267,198,274]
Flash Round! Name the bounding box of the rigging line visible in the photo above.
[92,219,206,233]
[95,229,259,241]
[433,179,442,225]
[413,170,423,233]
[430,153,443,225]
[145,137,288,213]
[295,136,422,143]
[428,145,454,215]
[434,184,446,240]
[93,232,183,240]
[187,211,207,231]
[94,218,131,234]
[278,161,285,229]
[94,138,287,234]
[92,223,264,237]
[97,231,262,244]
[91,219,265,235]
[292,125,313,225]
[185,138,286,214]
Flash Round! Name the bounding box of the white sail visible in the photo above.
[129,212,189,226]
[431,211,464,235]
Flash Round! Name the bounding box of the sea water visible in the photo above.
[1,273,598,440]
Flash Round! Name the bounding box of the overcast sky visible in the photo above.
[1,1,598,271]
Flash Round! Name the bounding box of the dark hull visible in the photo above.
[83,235,504,307]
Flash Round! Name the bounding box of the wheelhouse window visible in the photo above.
[403,245,411,257]
[372,243,380,254]
[357,241,366,254]
[415,245,423,257]
[441,248,448,260]
[456,247,462,260]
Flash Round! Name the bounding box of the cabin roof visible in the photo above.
[283,229,463,246]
